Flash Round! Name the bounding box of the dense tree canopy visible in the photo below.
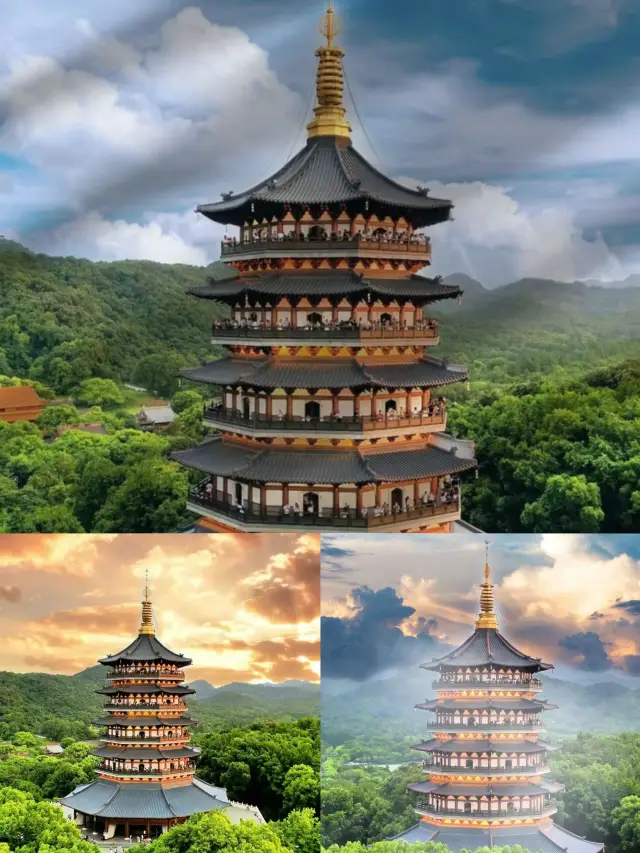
[197,718,320,821]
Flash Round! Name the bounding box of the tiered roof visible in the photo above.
[196,137,453,228]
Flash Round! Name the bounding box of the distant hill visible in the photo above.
[441,273,488,304]
[433,276,640,382]
[0,236,31,253]
[0,666,318,741]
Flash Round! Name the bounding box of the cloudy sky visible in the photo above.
[321,534,640,683]
[0,533,320,683]
[2,0,640,285]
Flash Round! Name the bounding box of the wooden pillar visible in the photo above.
[260,485,266,515]
[414,480,420,506]
[375,483,382,506]
[260,306,266,324]
[286,394,293,420]
[266,395,272,419]
[372,391,378,417]
[332,393,339,416]
[291,300,297,328]
[367,304,374,323]
[222,477,228,501]
[271,305,277,326]
[423,388,430,408]
[399,303,405,326]
[356,488,364,515]
[232,389,238,411]
[332,303,339,322]
[405,391,411,414]
[354,394,361,418]
[283,484,289,505]
[333,486,340,515]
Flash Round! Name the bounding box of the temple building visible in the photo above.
[392,553,604,853]
[60,581,263,841]
[172,2,476,533]
[0,385,46,423]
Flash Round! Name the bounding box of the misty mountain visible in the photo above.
[323,669,640,754]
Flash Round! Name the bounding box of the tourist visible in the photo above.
[294,502,301,516]
[392,501,401,514]
[405,497,412,513]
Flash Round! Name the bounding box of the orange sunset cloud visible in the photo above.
[0,533,320,684]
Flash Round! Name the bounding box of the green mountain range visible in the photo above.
[0,666,319,742]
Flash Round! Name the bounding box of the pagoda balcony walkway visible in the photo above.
[424,763,551,776]
[103,703,187,712]
[187,487,460,532]
[211,322,439,346]
[107,668,186,680]
[433,678,543,690]
[203,406,446,438]
[415,800,558,821]
[220,235,431,262]
[102,735,189,744]
[99,767,194,779]
[428,722,544,733]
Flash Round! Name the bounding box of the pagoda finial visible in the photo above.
[139,569,155,636]
[307,1,352,141]
[476,540,499,630]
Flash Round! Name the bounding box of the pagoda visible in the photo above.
[172,1,476,534]
[60,580,263,842]
[392,552,603,853]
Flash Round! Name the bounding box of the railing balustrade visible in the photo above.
[188,487,460,529]
[415,798,557,817]
[211,322,439,341]
[424,762,550,774]
[108,668,186,679]
[432,677,543,689]
[430,719,544,730]
[204,406,446,433]
[221,235,431,256]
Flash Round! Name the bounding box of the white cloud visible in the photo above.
[24,209,210,264]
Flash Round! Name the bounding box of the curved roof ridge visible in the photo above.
[160,785,179,818]
[343,144,453,208]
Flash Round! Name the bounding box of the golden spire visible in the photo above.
[307,1,352,141]
[476,541,499,630]
[139,569,155,635]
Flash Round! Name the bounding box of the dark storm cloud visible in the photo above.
[321,586,440,680]
[322,545,358,559]
[558,631,613,672]
[613,600,640,616]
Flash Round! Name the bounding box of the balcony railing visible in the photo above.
[204,407,446,434]
[432,678,543,690]
[424,763,550,776]
[107,668,186,680]
[100,766,195,777]
[103,703,187,712]
[188,487,460,530]
[415,799,558,819]
[221,235,431,257]
[103,735,188,744]
[211,322,439,342]
[428,721,544,731]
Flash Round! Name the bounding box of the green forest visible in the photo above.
[0,717,319,853]
[321,732,640,853]
[1,242,640,532]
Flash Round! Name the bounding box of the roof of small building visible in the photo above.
[99,633,191,666]
[138,405,176,425]
[189,271,462,303]
[420,629,553,672]
[0,385,43,407]
[182,355,467,390]
[172,437,476,485]
[197,136,453,228]
[46,743,64,754]
[59,777,239,819]
[389,823,604,853]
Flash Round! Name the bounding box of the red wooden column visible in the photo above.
[266,395,273,419]
[375,483,382,506]
[332,304,339,323]
[232,389,238,411]
[271,305,277,326]
[356,488,364,515]
[283,485,290,506]
[332,393,340,416]
[333,486,340,515]
[422,388,430,408]
[286,394,293,420]
[260,485,267,515]
[414,480,420,506]
[291,300,298,328]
